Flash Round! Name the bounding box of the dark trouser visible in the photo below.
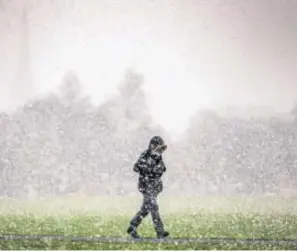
[129,191,164,234]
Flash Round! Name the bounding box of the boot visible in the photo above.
[127,226,140,239]
[157,230,170,239]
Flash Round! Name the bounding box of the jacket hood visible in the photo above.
[148,136,166,151]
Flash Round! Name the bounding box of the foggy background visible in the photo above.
[0,0,297,199]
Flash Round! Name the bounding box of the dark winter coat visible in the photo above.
[133,136,167,195]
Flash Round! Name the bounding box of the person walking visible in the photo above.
[127,136,170,239]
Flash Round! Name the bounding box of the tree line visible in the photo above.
[1,70,297,198]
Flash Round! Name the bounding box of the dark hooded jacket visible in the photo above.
[133,136,167,195]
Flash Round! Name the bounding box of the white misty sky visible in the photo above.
[0,0,297,134]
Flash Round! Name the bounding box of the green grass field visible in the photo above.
[0,195,297,250]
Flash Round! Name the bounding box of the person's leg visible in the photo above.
[127,193,149,238]
[129,200,149,228]
[146,192,169,238]
[149,195,164,233]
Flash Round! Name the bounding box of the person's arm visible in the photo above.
[133,152,152,175]
[152,158,166,178]
[159,159,166,172]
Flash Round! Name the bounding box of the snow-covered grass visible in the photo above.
[0,195,297,249]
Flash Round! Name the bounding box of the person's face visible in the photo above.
[153,145,167,156]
